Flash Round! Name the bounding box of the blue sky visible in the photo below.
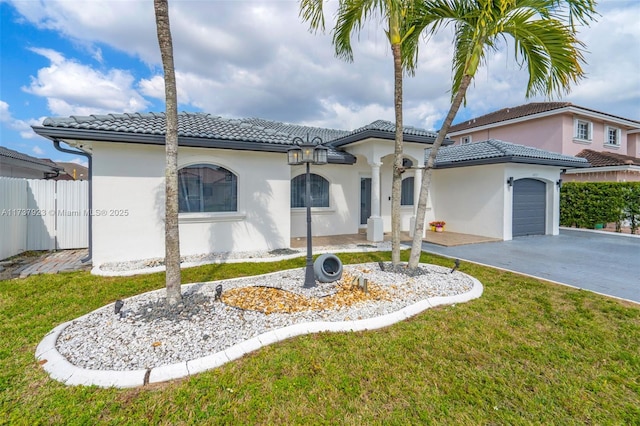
[1,0,639,166]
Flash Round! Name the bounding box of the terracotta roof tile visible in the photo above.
[576,149,640,167]
[449,102,571,132]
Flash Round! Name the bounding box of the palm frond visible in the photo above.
[299,0,327,32]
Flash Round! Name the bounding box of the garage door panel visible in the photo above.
[513,179,546,237]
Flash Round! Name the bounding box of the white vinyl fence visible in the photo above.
[0,177,88,260]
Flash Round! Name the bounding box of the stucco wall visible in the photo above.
[91,142,291,265]
[457,115,565,153]
[290,162,364,238]
[431,163,561,240]
[431,165,507,239]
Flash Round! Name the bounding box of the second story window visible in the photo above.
[574,118,592,142]
[461,136,471,144]
[605,126,621,146]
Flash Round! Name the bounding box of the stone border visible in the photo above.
[36,271,483,388]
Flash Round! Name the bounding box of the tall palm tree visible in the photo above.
[154,0,182,305]
[300,0,418,265]
[405,0,596,269]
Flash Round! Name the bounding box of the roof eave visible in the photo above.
[32,126,357,165]
[330,129,452,147]
[565,164,640,174]
[0,156,63,173]
[434,156,591,169]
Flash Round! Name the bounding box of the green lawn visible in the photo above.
[1,251,638,425]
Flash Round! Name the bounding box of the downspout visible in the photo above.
[53,140,92,263]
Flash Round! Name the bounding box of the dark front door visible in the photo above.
[360,178,371,225]
[512,178,546,237]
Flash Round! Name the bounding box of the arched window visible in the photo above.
[178,164,237,213]
[401,176,414,206]
[291,173,329,208]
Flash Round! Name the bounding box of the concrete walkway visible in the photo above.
[13,249,90,278]
[422,228,640,304]
[291,230,499,249]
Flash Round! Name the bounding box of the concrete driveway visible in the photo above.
[422,228,640,304]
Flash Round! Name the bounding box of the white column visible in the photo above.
[370,162,381,217]
[367,162,383,242]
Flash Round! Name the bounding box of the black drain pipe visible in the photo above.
[53,140,92,263]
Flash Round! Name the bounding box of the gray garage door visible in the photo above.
[512,178,546,237]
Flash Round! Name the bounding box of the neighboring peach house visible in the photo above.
[564,149,640,182]
[447,102,640,182]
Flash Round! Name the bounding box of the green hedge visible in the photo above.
[560,182,640,233]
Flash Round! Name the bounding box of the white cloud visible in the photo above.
[32,145,44,155]
[23,48,150,116]
[0,100,43,139]
[5,0,639,136]
[0,100,11,123]
[9,0,158,63]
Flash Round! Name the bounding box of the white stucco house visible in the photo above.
[32,112,588,267]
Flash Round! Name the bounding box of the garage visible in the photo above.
[512,178,546,237]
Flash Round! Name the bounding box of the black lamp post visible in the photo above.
[288,135,328,288]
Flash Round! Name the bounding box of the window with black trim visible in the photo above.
[291,173,329,207]
[401,176,414,206]
[178,164,237,213]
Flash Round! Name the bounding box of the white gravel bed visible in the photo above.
[93,242,394,276]
[57,262,472,371]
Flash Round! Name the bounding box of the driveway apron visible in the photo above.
[422,229,640,303]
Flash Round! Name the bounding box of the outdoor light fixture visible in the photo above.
[114,299,124,314]
[215,284,223,301]
[287,135,328,288]
[556,179,563,189]
[507,176,514,187]
[450,259,460,274]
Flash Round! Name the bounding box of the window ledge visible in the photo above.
[179,212,246,223]
[603,144,621,149]
[572,138,592,145]
[291,207,335,215]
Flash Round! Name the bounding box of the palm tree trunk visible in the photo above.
[154,0,182,305]
[391,42,404,266]
[408,74,473,269]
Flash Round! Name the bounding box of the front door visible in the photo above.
[360,178,371,225]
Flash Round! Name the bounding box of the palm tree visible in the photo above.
[154,0,182,305]
[300,0,418,265]
[405,0,596,269]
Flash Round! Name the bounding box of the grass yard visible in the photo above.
[1,251,638,425]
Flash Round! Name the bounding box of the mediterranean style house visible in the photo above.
[447,102,640,182]
[32,112,587,268]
